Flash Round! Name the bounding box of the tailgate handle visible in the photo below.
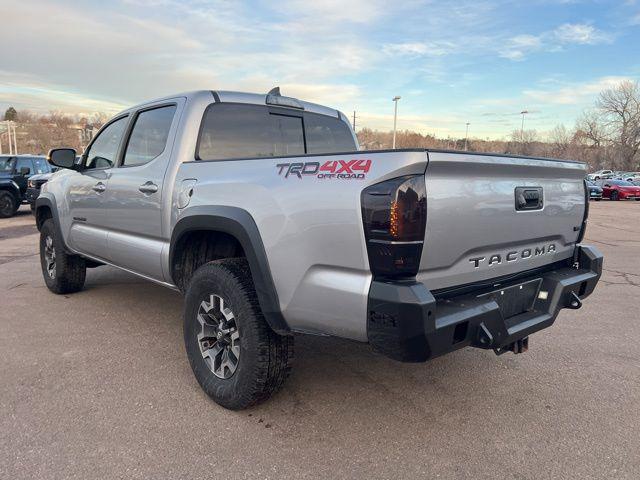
[515,187,543,211]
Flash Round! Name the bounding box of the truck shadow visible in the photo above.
[81,265,528,428]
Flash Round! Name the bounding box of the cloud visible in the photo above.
[0,71,126,114]
[0,0,376,114]
[499,23,612,60]
[382,41,458,57]
[523,76,632,105]
[553,23,612,44]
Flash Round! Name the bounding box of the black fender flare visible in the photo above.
[0,179,21,198]
[170,206,290,335]
[34,194,69,251]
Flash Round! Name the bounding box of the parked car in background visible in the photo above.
[589,169,613,180]
[586,180,603,201]
[623,173,640,184]
[597,179,640,201]
[25,171,56,211]
[0,155,52,217]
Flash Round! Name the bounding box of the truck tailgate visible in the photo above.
[417,151,587,291]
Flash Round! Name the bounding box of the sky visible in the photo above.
[0,0,639,140]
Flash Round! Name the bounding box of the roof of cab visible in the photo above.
[117,90,342,119]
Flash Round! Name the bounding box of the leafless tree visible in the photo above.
[594,80,640,170]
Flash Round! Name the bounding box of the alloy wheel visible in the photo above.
[196,294,240,379]
[44,235,56,279]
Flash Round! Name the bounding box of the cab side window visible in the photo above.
[84,116,128,169]
[122,105,176,167]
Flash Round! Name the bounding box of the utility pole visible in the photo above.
[520,110,528,141]
[12,122,17,154]
[464,122,470,151]
[2,121,14,155]
[352,111,356,132]
[392,96,401,149]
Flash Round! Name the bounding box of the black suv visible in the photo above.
[0,155,52,218]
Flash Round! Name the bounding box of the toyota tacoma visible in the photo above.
[36,89,603,409]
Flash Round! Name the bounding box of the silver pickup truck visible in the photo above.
[36,89,602,409]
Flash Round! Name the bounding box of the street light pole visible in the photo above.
[520,110,528,141]
[392,96,401,149]
[464,122,470,151]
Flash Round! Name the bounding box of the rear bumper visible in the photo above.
[367,245,603,362]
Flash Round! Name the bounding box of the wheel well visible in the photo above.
[171,230,245,291]
[36,205,53,230]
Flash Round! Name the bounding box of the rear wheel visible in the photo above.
[183,258,293,410]
[39,219,86,294]
[0,191,18,218]
[611,190,619,201]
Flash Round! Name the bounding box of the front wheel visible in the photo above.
[39,219,86,294]
[183,259,293,410]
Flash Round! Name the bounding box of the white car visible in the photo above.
[589,169,613,180]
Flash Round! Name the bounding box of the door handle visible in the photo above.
[92,182,106,193]
[139,181,158,194]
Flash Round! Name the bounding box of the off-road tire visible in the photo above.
[0,191,18,218]
[39,219,86,294]
[184,258,294,410]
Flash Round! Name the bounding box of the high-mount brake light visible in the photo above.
[361,175,427,278]
[265,87,304,110]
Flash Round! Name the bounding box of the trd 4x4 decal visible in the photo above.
[276,160,371,179]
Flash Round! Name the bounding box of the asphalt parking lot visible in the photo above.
[1,202,639,479]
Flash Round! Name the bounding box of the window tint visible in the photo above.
[16,158,34,175]
[304,112,356,154]
[198,104,305,160]
[84,116,128,169]
[32,157,49,174]
[123,105,176,167]
[270,114,305,157]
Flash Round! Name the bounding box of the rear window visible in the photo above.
[197,103,355,161]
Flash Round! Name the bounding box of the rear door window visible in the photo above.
[123,105,177,167]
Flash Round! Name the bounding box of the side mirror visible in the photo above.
[19,167,31,176]
[48,148,77,169]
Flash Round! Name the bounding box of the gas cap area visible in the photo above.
[177,179,197,209]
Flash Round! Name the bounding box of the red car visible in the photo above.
[600,180,640,201]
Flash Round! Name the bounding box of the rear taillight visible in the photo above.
[361,175,426,278]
